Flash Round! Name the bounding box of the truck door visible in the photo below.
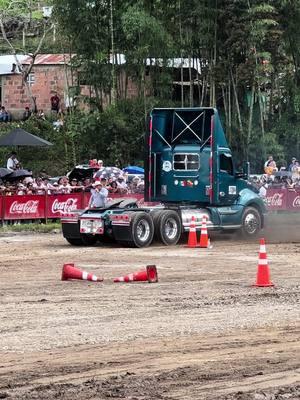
[217,150,238,205]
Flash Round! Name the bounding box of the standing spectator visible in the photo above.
[291,160,300,182]
[88,180,108,208]
[50,92,60,113]
[288,157,297,172]
[7,151,19,170]
[98,159,104,169]
[23,106,32,121]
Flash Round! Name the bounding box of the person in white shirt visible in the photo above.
[88,180,108,208]
[7,152,19,170]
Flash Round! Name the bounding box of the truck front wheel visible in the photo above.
[129,212,154,248]
[240,206,262,238]
[155,210,182,245]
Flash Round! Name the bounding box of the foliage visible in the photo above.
[0,222,61,233]
[2,0,300,172]
[0,117,66,176]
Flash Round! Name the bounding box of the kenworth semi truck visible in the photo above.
[61,107,267,248]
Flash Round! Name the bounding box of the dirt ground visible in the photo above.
[0,214,299,399]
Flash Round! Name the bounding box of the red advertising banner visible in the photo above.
[4,195,46,220]
[46,193,84,218]
[287,190,300,211]
[265,189,287,211]
[1,190,299,221]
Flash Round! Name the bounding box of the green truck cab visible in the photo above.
[61,107,267,248]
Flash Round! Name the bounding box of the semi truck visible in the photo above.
[61,107,267,247]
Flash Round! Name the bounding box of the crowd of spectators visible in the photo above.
[1,154,145,196]
[249,155,300,198]
[0,175,145,196]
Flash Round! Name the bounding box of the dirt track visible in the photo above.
[0,220,299,399]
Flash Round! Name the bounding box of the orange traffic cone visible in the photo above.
[185,216,198,248]
[253,238,274,287]
[114,265,158,283]
[199,215,212,248]
[61,263,103,282]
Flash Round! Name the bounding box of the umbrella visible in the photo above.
[67,165,100,181]
[0,128,53,146]
[94,166,124,180]
[5,169,32,181]
[0,168,13,179]
[123,166,144,175]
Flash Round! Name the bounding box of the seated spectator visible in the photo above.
[83,177,92,192]
[58,176,71,194]
[16,183,26,195]
[33,177,46,194]
[108,180,119,194]
[50,182,60,195]
[89,159,98,168]
[0,106,11,122]
[116,176,128,194]
[23,106,32,121]
[6,151,19,170]
[26,182,35,195]
[136,180,145,194]
[129,176,141,194]
[286,178,296,190]
[41,176,55,194]
[37,109,45,120]
[24,172,34,185]
[70,178,83,193]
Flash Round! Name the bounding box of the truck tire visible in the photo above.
[240,206,262,238]
[129,212,154,248]
[65,237,84,246]
[81,234,98,246]
[154,210,182,245]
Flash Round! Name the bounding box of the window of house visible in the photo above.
[219,153,233,175]
[26,73,35,86]
[173,153,199,171]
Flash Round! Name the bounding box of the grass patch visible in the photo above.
[0,222,61,233]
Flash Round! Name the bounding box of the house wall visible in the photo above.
[2,65,69,118]
[1,64,142,119]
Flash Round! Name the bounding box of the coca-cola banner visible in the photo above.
[287,190,300,210]
[265,189,287,211]
[4,195,46,220]
[47,193,83,218]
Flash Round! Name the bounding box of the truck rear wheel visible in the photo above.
[240,206,262,238]
[129,212,154,248]
[154,210,182,245]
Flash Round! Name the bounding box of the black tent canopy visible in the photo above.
[0,128,53,147]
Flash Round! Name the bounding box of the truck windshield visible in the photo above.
[173,153,199,171]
